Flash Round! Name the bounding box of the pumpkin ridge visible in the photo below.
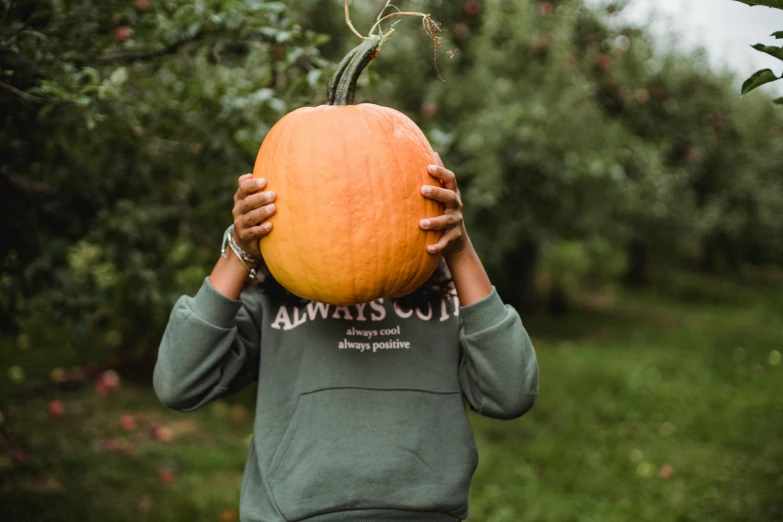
[387,108,441,298]
[380,108,416,297]
[284,114,308,301]
[355,106,383,301]
[343,111,358,303]
[360,105,396,298]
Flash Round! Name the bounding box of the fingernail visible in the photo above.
[263,222,271,230]
[268,204,276,212]
[428,165,438,173]
[256,178,265,186]
[268,191,276,199]
[420,219,430,228]
[427,245,437,253]
[422,186,432,195]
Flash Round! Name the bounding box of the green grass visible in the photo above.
[2,274,782,521]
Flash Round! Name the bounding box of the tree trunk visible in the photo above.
[496,239,539,313]
[547,280,569,316]
[625,238,649,285]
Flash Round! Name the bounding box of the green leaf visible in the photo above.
[773,31,783,38]
[774,97,783,104]
[109,67,128,86]
[306,69,321,87]
[733,0,783,7]
[741,69,781,94]
[752,43,783,61]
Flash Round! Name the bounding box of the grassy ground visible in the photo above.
[1,273,782,521]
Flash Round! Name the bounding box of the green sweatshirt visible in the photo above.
[154,277,538,522]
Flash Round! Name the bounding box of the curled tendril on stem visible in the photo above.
[343,0,456,82]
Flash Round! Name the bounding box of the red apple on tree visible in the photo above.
[48,400,65,417]
[463,0,481,16]
[597,54,612,72]
[113,26,132,42]
[454,23,470,40]
[421,102,439,118]
[538,2,555,16]
[634,88,650,104]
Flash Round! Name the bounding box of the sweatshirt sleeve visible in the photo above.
[458,287,539,420]
[153,277,262,412]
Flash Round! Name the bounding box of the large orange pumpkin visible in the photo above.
[252,35,443,305]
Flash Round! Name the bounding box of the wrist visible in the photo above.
[444,235,492,306]
[221,225,260,280]
[443,226,473,265]
[224,244,251,271]
[231,227,262,258]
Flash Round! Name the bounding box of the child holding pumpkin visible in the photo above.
[154,154,539,521]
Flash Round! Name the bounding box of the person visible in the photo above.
[153,153,539,522]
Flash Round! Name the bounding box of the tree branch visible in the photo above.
[90,27,281,65]
[1,170,58,195]
[0,81,45,103]
[94,35,204,64]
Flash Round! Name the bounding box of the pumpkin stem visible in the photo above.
[331,2,454,103]
[327,34,384,106]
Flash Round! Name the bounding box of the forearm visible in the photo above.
[154,276,261,411]
[457,284,539,420]
[445,228,492,306]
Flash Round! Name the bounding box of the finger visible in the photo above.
[234,174,253,201]
[243,203,277,227]
[426,228,462,254]
[238,222,273,242]
[238,190,277,215]
[237,177,267,200]
[427,164,456,190]
[421,185,459,208]
[432,152,444,167]
[420,213,462,231]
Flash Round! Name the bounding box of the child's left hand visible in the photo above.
[420,152,468,258]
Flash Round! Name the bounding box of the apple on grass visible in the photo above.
[119,414,137,431]
[96,370,121,397]
[158,469,174,484]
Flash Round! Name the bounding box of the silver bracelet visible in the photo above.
[221,225,260,280]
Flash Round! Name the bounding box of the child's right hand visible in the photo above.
[232,173,277,257]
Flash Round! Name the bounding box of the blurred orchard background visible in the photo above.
[1,0,782,520]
